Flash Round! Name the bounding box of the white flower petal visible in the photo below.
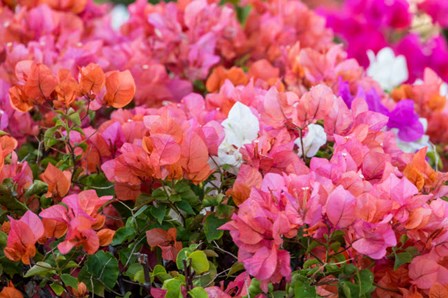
[110,5,130,31]
[295,124,327,158]
[217,102,259,168]
[367,47,408,91]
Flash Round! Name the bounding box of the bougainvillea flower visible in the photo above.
[104,70,136,108]
[206,66,248,93]
[8,86,33,113]
[352,219,397,259]
[355,87,424,142]
[294,124,327,158]
[227,164,262,205]
[0,281,23,298]
[0,135,17,170]
[387,100,424,142]
[146,227,182,261]
[40,163,71,198]
[418,0,448,28]
[39,190,112,254]
[242,245,291,285]
[366,47,408,91]
[409,253,448,290]
[218,102,259,167]
[180,130,213,184]
[22,62,58,101]
[4,211,44,265]
[79,63,105,96]
[325,185,356,228]
[293,84,334,128]
[55,69,79,108]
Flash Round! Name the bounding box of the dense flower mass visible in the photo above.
[1,0,448,296]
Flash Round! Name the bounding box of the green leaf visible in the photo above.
[203,249,219,258]
[228,262,244,276]
[152,188,168,202]
[124,263,144,284]
[176,248,191,270]
[189,251,209,274]
[358,269,375,295]
[0,231,7,248]
[68,112,81,126]
[133,205,148,218]
[248,278,262,296]
[394,247,418,270]
[61,274,78,289]
[24,262,56,277]
[0,183,27,213]
[163,278,184,298]
[272,291,287,298]
[343,264,357,275]
[215,205,234,218]
[291,274,317,297]
[204,215,226,242]
[236,5,252,26]
[169,194,182,202]
[176,201,195,215]
[195,262,216,288]
[189,287,209,298]
[135,194,153,209]
[50,283,65,296]
[394,252,413,270]
[152,264,171,282]
[85,251,119,289]
[44,127,59,150]
[202,194,224,207]
[24,180,48,198]
[112,226,136,246]
[78,173,114,196]
[340,281,352,298]
[64,261,79,269]
[149,204,167,224]
[303,259,320,269]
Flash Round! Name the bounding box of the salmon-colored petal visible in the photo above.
[97,229,115,246]
[79,63,105,95]
[9,85,33,112]
[40,163,71,198]
[23,63,58,100]
[104,70,136,108]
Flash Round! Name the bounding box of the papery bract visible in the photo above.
[79,63,105,96]
[104,70,136,108]
[0,281,23,298]
[367,47,408,91]
[4,211,44,265]
[352,220,397,259]
[325,185,356,228]
[294,84,334,128]
[218,102,259,167]
[40,163,71,198]
[146,227,182,261]
[295,124,327,158]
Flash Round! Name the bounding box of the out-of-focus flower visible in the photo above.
[394,118,432,153]
[367,47,409,91]
[418,0,448,28]
[110,4,130,30]
[0,281,23,298]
